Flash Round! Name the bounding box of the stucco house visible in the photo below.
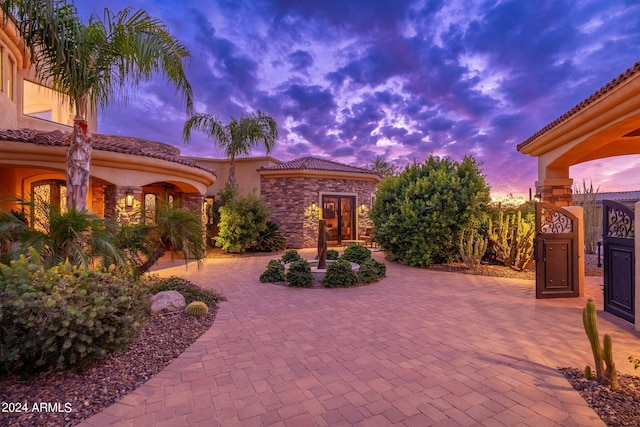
[0,10,216,226]
[1,12,380,249]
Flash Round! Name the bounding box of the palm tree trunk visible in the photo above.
[137,246,168,275]
[66,116,92,212]
[228,158,236,183]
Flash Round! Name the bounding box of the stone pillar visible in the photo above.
[536,178,573,206]
[104,185,142,224]
[182,193,205,213]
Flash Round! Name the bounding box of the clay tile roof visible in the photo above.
[258,156,379,176]
[517,61,640,151]
[0,128,216,175]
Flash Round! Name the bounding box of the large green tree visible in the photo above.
[370,155,491,267]
[183,111,278,183]
[2,0,193,212]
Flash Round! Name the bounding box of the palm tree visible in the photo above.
[183,111,278,183]
[2,0,193,212]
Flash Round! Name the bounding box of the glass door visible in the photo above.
[322,195,355,245]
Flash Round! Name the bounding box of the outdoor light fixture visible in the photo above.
[311,202,318,211]
[125,192,134,208]
[360,204,367,213]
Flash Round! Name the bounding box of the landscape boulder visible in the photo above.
[149,290,186,315]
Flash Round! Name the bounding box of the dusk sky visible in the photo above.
[76,0,640,198]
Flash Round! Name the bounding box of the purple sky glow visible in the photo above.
[76,0,640,198]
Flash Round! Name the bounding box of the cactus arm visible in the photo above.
[603,334,619,390]
[582,298,604,382]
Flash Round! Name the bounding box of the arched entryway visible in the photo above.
[518,61,640,330]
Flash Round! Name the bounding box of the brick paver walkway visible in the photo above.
[80,250,640,426]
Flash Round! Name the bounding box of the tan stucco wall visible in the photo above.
[190,156,282,198]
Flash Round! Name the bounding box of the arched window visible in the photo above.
[144,193,157,224]
[31,179,66,232]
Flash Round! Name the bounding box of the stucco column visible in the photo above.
[635,201,640,332]
[104,185,142,224]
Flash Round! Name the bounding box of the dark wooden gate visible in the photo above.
[534,202,579,298]
[602,200,635,323]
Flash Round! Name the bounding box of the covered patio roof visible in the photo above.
[517,61,640,204]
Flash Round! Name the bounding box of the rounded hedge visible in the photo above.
[341,244,371,265]
[286,259,313,288]
[322,259,358,288]
[260,259,286,283]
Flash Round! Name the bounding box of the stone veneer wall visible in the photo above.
[261,176,377,248]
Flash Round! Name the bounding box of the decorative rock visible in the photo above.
[149,290,186,315]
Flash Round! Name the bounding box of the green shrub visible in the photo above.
[282,249,302,264]
[327,249,339,260]
[286,259,313,288]
[260,259,286,283]
[0,253,145,375]
[356,259,387,284]
[371,155,490,267]
[215,192,270,253]
[145,276,225,305]
[250,221,287,252]
[341,244,371,264]
[322,259,358,288]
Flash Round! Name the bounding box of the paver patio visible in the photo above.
[80,250,640,426]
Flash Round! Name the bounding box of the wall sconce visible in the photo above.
[360,204,367,213]
[125,192,134,208]
[311,202,318,212]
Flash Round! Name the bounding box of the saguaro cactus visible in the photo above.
[582,298,618,390]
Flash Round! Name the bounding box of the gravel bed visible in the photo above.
[0,308,217,427]
[561,367,640,426]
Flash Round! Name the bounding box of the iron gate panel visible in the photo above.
[603,200,635,323]
[534,202,578,299]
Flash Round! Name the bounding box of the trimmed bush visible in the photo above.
[0,254,145,375]
[286,260,313,288]
[145,276,225,305]
[341,244,371,265]
[357,259,387,283]
[327,249,339,260]
[282,249,302,264]
[215,192,270,253]
[260,259,286,283]
[322,259,358,288]
[371,155,490,267]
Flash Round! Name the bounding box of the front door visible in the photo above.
[602,200,635,323]
[534,202,579,298]
[322,195,355,245]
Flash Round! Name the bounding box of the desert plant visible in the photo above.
[357,258,386,284]
[185,301,209,318]
[323,258,358,288]
[145,276,225,305]
[282,249,302,264]
[0,251,145,375]
[458,229,488,269]
[286,259,313,288]
[370,156,490,267]
[584,365,592,380]
[573,180,600,254]
[215,192,270,253]
[583,298,618,390]
[488,210,534,271]
[341,244,371,265]
[260,259,286,283]
[251,221,287,252]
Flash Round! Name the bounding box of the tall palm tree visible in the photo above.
[183,111,278,183]
[2,0,193,212]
